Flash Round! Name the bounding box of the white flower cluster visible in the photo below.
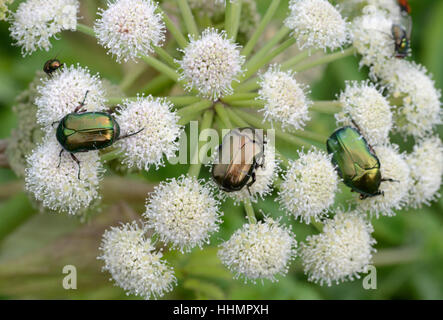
[114,96,182,171]
[144,175,222,253]
[98,221,176,300]
[258,65,311,131]
[24,135,103,215]
[94,0,165,62]
[337,80,393,146]
[374,59,442,138]
[218,217,297,282]
[285,0,350,51]
[9,0,79,56]
[178,28,245,101]
[35,64,107,129]
[300,211,375,286]
[407,137,443,208]
[278,149,339,223]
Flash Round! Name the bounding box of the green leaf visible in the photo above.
[183,278,225,300]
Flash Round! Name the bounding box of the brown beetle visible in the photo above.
[212,127,265,194]
[43,59,63,77]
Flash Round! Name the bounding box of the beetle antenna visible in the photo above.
[117,128,144,141]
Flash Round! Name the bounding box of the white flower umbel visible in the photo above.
[218,217,297,282]
[177,28,245,101]
[24,134,103,215]
[144,175,222,253]
[258,65,310,131]
[9,0,79,56]
[407,137,443,208]
[285,0,349,51]
[227,141,279,202]
[352,5,396,68]
[300,211,375,286]
[98,221,176,300]
[278,149,339,223]
[114,96,181,171]
[337,80,393,146]
[357,145,411,217]
[35,64,106,130]
[94,0,165,63]
[374,59,442,138]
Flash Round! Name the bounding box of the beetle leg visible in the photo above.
[116,128,145,141]
[381,177,399,183]
[57,149,64,168]
[246,171,256,196]
[74,90,89,113]
[70,153,81,180]
[51,120,59,128]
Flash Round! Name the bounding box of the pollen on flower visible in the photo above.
[407,137,443,208]
[337,80,393,146]
[300,211,375,286]
[98,221,177,300]
[373,59,442,138]
[285,0,350,51]
[114,96,182,171]
[9,0,79,56]
[35,64,107,130]
[278,149,339,224]
[94,0,165,63]
[218,217,297,282]
[143,175,222,253]
[258,65,311,131]
[357,144,411,217]
[24,134,103,215]
[177,28,245,101]
[224,140,279,203]
[352,5,397,68]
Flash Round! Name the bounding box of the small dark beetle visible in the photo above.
[391,24,410,58]
[212,128,265,194]
[43,58,63,77]
[55,91,143,179]
[326,124,395,200]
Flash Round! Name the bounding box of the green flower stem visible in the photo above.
[221,92,258,102]
[236,78,260,92]
[241,0,281,57]
[372,247,421,266]
[234,26,291,90]
[243,198,257,224]
[188,109,214,178]
[225,0,232,36]
[311,221,324,232]
[228,0,242,40]
[229,99,264,108]
[140,55,179,82]
[214,103,233,129]
[142,74,175,95]
[154,46,179,68]
[311,100,343,114]
[76,23,96,37]
[168,96,201,107]
[119,64,148,93]
[231,108,312,148]
[293,47,357,73]
[225,108,249,127]
[240,37,297,83]
[177,100,213,120]
[159,9,189,48]
[0,192,35,242]
[100,148,123,163]
[281,49,318,70]
[177,0,199,37]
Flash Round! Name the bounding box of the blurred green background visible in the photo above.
[0,0,442,299]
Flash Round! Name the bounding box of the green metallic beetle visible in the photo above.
[391,24,410,58]
[326,124,395,200]
[55,91,143,179]
[212,127,265,194]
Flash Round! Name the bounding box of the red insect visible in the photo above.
[398,0,411,15]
